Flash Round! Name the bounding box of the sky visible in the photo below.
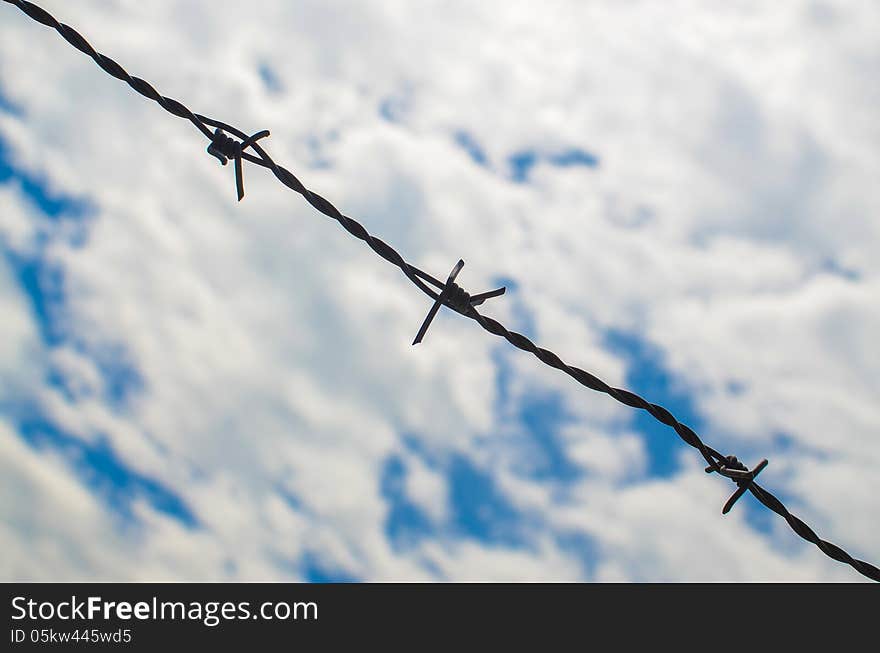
[0,0,878,582]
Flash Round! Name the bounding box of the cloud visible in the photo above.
[0,0,877,581]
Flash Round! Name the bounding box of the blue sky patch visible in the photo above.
[399,433,441,468]
[301,553,359,583]
[491,315,581,487]
[1,131,141,409]
[16,414,197,528]
[277,486,303,513]
[509,151,538,183]
[448,454,524,546]
[381,455,434,551]
[548,148,599,169]
[0,81,22,116]
[6,252,66,345]
[556,530,599,578]
[1,127,168,529]
[383,440,532,552]
[820,258,860,281]
[740,495,776,536]
[6,249,144,409]
[0,136,91,220]
[517,392,581,483]
[257,62,282,93]
[91,345,145,408]
[379,90,412,124]
[603,329,704,478]
[508,147,600,183]
[454,130,488,167]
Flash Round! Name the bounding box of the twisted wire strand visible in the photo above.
[4,0,877,582]
[462,307,880,581]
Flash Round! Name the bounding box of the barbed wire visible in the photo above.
[4,0,877,582]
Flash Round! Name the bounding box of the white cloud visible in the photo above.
[0,0,877,581]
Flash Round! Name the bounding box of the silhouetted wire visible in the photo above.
[4,0,877,582]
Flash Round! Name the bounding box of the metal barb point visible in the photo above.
[206,127,270,201]
[705,456,768,514]
[412,259,505,345]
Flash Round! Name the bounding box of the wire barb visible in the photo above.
[706,456,768,514]
[6,0,879,582]
[206,127,270,201]
[412,260,505,345]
